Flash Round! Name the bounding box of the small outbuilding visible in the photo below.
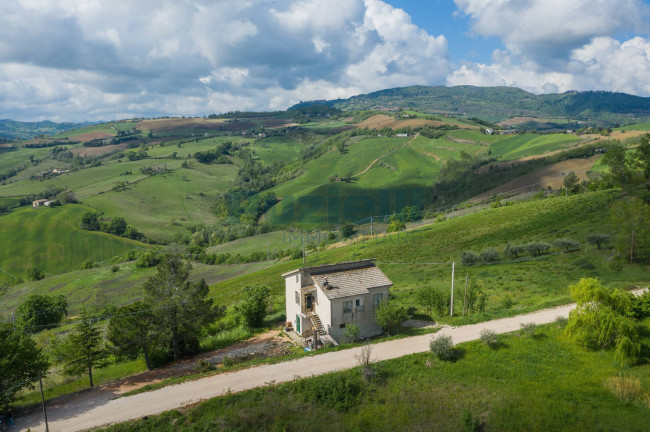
[32,199,48,207]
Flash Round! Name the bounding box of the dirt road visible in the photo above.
[18,290,647,432]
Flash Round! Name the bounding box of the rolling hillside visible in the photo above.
[0,204,145,285]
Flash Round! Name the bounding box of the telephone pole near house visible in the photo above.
[450,262,455,316]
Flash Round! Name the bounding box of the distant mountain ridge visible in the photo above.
[291,85,650,125]
[0,119,95,140]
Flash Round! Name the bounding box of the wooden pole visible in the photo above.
[463,273,469,318]
[450,262,455,316]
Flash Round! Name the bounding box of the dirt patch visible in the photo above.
[73,131,114,142]
[137,118,255,133]
[471,155,601,201]
[497,117,542,126]
[358,114,444,130]
[70,143,129,157]
[583,130,649,142]
[262,118,294,128]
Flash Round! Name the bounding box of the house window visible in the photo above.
[373,293,383,308]
[343,301,352,314]
[355,298,363,312]
[295,291,300,304]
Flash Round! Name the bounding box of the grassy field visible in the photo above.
[490,134,581,160]
[96,322,650,432]
[617,121,650,131]
[2,260,274,316]
[219,189,650,322]
[0,204,144,285]
[248,136,303,165]
[54,123,117,139]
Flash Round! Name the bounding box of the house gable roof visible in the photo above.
[283,259,392,300]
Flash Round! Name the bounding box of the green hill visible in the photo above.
[0,204,145,285]
[292,86,650,125]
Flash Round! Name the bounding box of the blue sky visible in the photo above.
[0,0,648,121]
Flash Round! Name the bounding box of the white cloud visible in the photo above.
[0,0,450,121]
[455,0,647,63]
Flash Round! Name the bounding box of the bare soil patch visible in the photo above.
[358,114,444,130]
[137,118,255,133]
[70,143,129,157]
[471,155,601,201]
[73,131,114,142]
[583,130,648,142]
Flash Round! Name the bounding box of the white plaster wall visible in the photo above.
[284,273,302,332]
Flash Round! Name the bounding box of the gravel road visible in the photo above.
[18,290,647,432]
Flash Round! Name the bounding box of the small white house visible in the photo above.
[396,133,408,137]
[283,259,392,344]
[485,128,494,135]
[32,199,48,207]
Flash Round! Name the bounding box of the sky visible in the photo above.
[0,0,648,121]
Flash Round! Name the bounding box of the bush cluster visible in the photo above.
[462,238,582,265]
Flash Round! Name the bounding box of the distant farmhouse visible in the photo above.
[32,199,49,207]
[284,259,392,345]
[395,133,408,137]
[485,128,494,135]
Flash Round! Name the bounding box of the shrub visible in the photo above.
[520,322,537,336]
[554,315,568,328]
[111,264,120,273]
[16,294,68,332]
[480,247,500,263]
[81,260,96,270]
[461,251,480,266]
[430,335,455,361]
[296,373,363,412]
[81,212,101,231]
[197,359,217,373]
[461,410,480,432]
[27,267,45,281]
[136,250,161,268]
[234,285,270,328]
[480,328,498,348]
[503,243,525,259]
[526,241,551,256]
[374,300,407,336]
[343,323,361,343]
[222,355,235,367]
[554,238,581,252]
[500,295,514,309]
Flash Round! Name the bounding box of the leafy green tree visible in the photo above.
[634,134,650,180]
[63,311,110,388]
[144,254,223,361]
[525,241,551,256]
[81,212,101,231]
[586,233,610,250]
[235,285,270,328]
[461,250,479,265]
[386,215,406,232]
[106,217,128,236]
[340,222,355,238]
[480,247,499,262]
[564,278,640,365]
[374,300,407,336]
[503,243,525,259]
[0,323,49,413]
[602,143,632,186]
[554,238,581,252]
[611,197,650,263]
[416,285,447,317]
[562,171,580,194]
[16,294,68,332]
[107,302,158,370]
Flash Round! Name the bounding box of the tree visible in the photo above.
[374,300,407,336]
[63,311,110,388]
[416,285,447,317]
[343,323,361,343]
[234,285,270,328]
[611,197,650,263]
[562,171,580,194]
[144,254,223,361]
[107,302,158,370]
[554,238,581,252]
[0,323,49,413]
[480,247,499,262]
[81,212,101,231]
[386,215,406,233]
[564,278,640,365]
[461,251,479,265]
[106,217,128,236]
[27,267,45,281]
[634,134,650,180]
[503,243,524,259]
[340,222,355,238]
[602,143,632,186]
[525,241,551,256]
[586,233,610,250]
[16,294,68,332]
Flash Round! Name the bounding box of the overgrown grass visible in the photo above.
[96,323,650,432]
[490,133,581,160]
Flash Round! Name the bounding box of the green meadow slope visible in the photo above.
[0,204,145,285]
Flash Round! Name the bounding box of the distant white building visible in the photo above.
[396,133,408,137]
[32,199,48,207]
[283,259,392,345]
[485,128,494,135]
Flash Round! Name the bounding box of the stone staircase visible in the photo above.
[307,313,327,336]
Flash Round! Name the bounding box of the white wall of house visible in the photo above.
[284,273,302,333]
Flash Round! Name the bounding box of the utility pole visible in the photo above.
[11,312,15,331]
[450,262,455,316]
[39,371,49,432]
[370,216,374,236]
[463,273,469,318]
[302,231,306,266]
[267,241,269,261]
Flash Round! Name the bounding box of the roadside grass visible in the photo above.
[0,204,145,286]
[490,133,581,160]
[96,323,650,432]
[16,359,146,408]
[615,121,650,131]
